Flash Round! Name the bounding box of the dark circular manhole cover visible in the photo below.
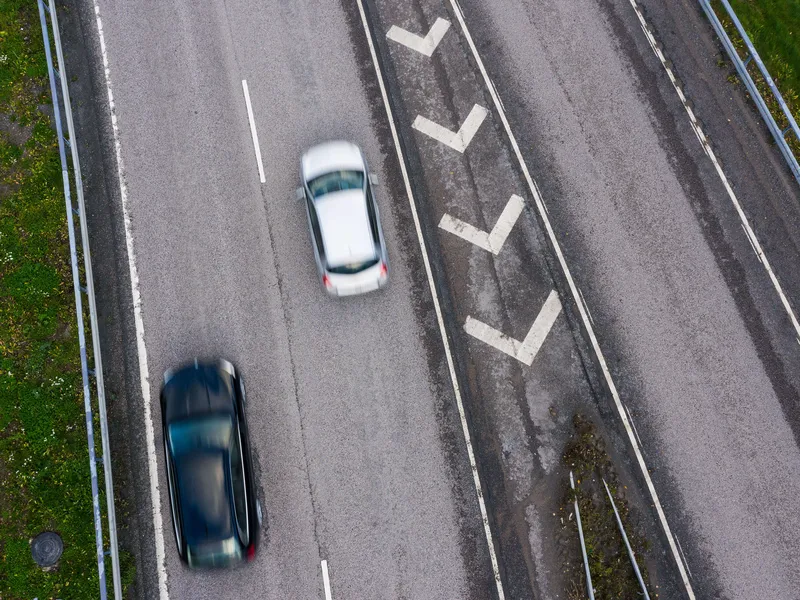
[31,531,63,567]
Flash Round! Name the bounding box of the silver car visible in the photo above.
[297,141,389,296]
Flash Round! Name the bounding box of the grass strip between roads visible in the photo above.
[713,0,800,156]
[0,1,132,597]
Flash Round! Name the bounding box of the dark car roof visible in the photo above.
[174,449,234,546]
[162,363,236,424]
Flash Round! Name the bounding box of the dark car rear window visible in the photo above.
[168,414,232,455]
[174,449,234,546]
[327,257,379,275]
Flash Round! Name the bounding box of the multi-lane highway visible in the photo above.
[62,0,800,598]
[69,0,498,598]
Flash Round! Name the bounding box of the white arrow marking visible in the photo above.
[386,17,451,57]
[413,104,488,153]
[439,194,524,254]
[465,290,562,365]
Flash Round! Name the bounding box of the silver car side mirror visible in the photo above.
[369,173,379,186]
[296,187,305,200]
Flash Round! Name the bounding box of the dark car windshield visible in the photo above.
[308,170,364,198]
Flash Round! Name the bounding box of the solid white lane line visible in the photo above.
[445,1,696,597]
[353,2,506,598]
[623,402,645,450]
[320,560,332,600]
[741,223,763,265]
[675,535,694,580]
[439,194,524,255]
[413,104,488,153]
[624,0,800,340]
[241,80,266,184]
[90,2,169,599]
[386,17,450,57]
[578,288,596,327]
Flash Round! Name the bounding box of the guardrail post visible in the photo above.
[603,479,651,600]
[570,471,595,600]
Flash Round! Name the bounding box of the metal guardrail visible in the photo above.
[37,1,122,598]
[569,471,595,600]
[699,0,800,186]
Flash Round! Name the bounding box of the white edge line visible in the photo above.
[578,288,595,327]
[446,0,696,597]
[241,80,266,184]
[623,402,644,449]
[321,560,332,600]
[353,2,506,599]
[741,223,763,264]
[626,0,800,341]
[91,2,169,599]
[675,535,694,580]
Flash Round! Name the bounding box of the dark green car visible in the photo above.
[160,360,261,568]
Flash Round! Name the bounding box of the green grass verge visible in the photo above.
[713,0,800,156]
[0,1,133,597]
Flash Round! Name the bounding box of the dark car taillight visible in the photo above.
[246,543,256,561]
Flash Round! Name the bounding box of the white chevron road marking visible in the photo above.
[439,194,524,254]
[413,104,488,153]
[386,17,451,57]
[465,290,562,365]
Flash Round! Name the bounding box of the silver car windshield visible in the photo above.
[308,170,364,198]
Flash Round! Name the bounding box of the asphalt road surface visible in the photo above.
[64,0,800,598]
[452,0,800,597]
[67,0,497,598]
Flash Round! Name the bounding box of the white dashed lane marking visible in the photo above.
[413,104,488,153]
[465,290,562,366]
[320,560,332,600]
[241,79,266,184]
[439,194,525,255]
[386,17,450,57]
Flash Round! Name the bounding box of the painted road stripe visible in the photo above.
[387,17,450,57]
[445,0,696,596]
[320,560,332,600]
[90,1,169,598]
[578,288,596,327]
[354,2,506,597]
[413,104,488,153]
[241,80,266,184]
[439,194,524,255]
[465,289,562,365]
[741,223,763,265]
